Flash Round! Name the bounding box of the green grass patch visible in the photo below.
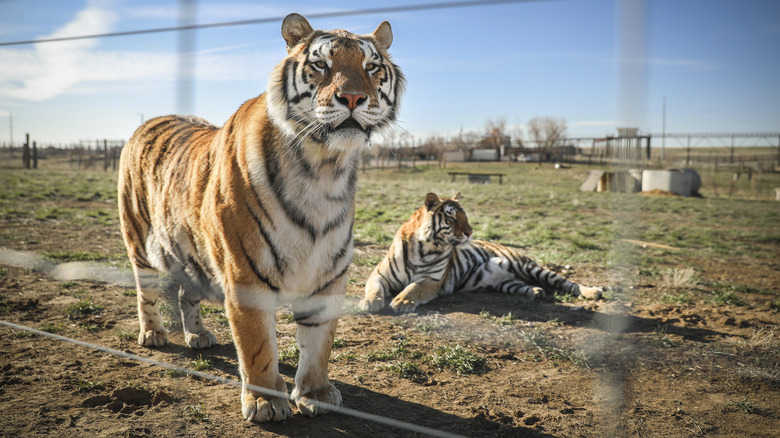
[12,330,36,338]
[365,339,422,362]
[189,354,213,371]
[332,338,347,348]
[39,322,63,333]
[116,329,136,342]
[184,404,211,422]
[45,251,108,263]
[522,328,591,369]
[352,254,384,267]
[386,360,427,382]
[278,344,300,366]
[73,379,105,393]
[661,292,693,305]
[200,304,224,315]
[160,369,186,378]
[430,345,486,375]
[710,283,746,306]
[65,298,103,318]
[34,206,75,221]
[722,398,769,416]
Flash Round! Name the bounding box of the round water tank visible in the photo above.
[641,169,700,196]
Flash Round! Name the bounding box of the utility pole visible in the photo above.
[661,97,666,161]
[8,112,13,158]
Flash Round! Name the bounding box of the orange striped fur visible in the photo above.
[118,14,403,423]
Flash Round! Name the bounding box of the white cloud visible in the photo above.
[126,3,291,21]
[0,6,278,102]
[0,0,117,101]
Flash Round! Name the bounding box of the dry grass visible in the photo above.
[660,267,698,289]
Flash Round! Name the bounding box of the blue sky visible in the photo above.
[1,0,778,145]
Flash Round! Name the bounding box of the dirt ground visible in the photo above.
[1,184,779,437]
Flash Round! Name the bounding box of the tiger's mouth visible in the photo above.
[335,118,364,132]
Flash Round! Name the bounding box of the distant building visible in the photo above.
[471,149,500,161]
[443,150,467,162]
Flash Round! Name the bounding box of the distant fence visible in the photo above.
[1,136,124,171]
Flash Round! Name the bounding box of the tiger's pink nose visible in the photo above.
[336,93,366,110]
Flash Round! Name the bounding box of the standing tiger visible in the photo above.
[118,14,404,422]
[359,193,602,313]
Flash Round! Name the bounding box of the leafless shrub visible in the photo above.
[661,267,698,289]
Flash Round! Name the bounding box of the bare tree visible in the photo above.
[510,123,524,150]
[528,117,567,165]
[483,117,507,151]
[420,135,445,161]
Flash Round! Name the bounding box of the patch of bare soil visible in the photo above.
[1,218,778,437]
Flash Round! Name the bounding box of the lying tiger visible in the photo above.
[359,193,602,313]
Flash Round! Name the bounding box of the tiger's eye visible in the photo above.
[313,60,327,70]
[366,63,378,71]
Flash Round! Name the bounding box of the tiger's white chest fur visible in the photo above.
[242,137,359,298]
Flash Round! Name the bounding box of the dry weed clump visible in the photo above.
[661,267,698,289]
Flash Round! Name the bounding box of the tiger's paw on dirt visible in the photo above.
[292,383,342,417]
[390,296,419,313]
[358,295,386,312]
[184,331,217,349]
[242,393,293,423]
[578,286,603,300]
[138,330,168,347]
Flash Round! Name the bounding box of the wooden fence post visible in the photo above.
[22,133,30,169]
[32,141,38,169]
[103,139,109,171]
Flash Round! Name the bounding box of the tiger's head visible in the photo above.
[417,192,473,247]
[266,13,405,152]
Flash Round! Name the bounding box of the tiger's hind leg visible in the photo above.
[132,266,168,347]
[496,279,546,299]
[178,285,218,349]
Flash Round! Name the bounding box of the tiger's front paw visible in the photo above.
[292,383,342,417]
[138,329,168,347]
[578,286,603,300]
[390,295,419,313]
[358,295,386,312]
[242,393,293,423]
[184,330,217,349]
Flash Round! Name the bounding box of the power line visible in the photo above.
[0,0,549,47]
[0,318,465,438]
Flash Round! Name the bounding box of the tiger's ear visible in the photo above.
[370,21,393,50]
[424,192,440,211]
[451,192,462,202]
[282,13,314,50]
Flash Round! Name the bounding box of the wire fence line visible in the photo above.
[0,0,545,47]
[0,318,465,438]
